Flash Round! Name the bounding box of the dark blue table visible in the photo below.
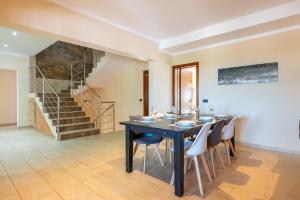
[120,117,234,197]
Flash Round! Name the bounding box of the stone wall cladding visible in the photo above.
[36,41,93,80]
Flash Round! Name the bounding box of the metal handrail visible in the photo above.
[33,65,61,140]
[100,103,114,116]
[99,102,116,133]
[69,49,115,133]
[101,101,116,104]
[84,83,101,128]
[85,83,100,99]
[34,65,59,96]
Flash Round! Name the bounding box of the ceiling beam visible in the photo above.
[160,0,300,50]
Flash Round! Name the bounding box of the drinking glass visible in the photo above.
[209,104,215,116]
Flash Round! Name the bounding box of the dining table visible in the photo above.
[120,115,235,197]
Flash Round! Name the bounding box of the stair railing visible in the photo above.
[69,49,115,133]
[69,57,101,129]
[98,101,116,133]
[85,83,101,128]
[33,65,61,139]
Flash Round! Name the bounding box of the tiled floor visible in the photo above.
[0,127,300,200]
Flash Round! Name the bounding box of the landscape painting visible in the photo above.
[218,62,278,85]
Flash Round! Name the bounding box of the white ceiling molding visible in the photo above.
[160,0,300,50]
[49,0,300,55]
[49,0,159,43]
[0,51,29,58]
[172,24,300,56]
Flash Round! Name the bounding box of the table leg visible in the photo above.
[173,134,184,197]
[230,127,235,157]
[125,125,134,173]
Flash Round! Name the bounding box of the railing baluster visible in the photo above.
[57,96,60,140]
[113,103,115,133]
[98,96,100,130]
[70,64,73,97]
[80,80,83,103]
[42,77,45,113]
[83,52,86,83]
[33,65,60,141]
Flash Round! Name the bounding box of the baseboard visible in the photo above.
[239,141,300,155]
[0,123,17,127]
[17,125,33,129]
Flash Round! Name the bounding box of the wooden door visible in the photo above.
[172,62,199,113]
[143,70,149,116]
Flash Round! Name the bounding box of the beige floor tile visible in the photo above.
[0,127,300,200]
[73,192,104,200]
[84,178,124,199]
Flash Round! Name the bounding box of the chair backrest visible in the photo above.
[207,120,226,147]
[186,122,212,156]
[222,116,239,140]
[129,115,142,121]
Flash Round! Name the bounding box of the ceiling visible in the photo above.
[0,27,55,57]
[50,0,300,54]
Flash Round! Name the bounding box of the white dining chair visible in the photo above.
[222,116,239,165]
[170,122,213,196]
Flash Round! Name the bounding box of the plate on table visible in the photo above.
[175,120,196,127]
[199,116,215,122]
[140,116,155,123]
[164,113,176,119]
[215,114,228,119]
[181,112,192,118]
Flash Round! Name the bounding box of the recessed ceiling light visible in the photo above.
[4,44,8,48]
[12,31,17,36]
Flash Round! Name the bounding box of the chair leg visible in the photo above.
[209,148,216,178]
[169,150,172,163]
[193,156,204,196]
[184,157,188,174]
[170,171,174,185]
[215,146,225,170]
[155,144,164,167]
[169,139,173,163]
[187,158,193,170]
[165,138,169,157]
[200,154,213,183]
[143,144,147,173]
[228,139,237,157]
[153,143,160,157]
[133,143,139,156]
[224,141,231,166]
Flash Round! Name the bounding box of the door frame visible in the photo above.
[143,70,149,116]
[172,62,199,112]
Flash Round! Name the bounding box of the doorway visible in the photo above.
[143,70,149,116]
[172,62,199,114]
[0,69,17,126]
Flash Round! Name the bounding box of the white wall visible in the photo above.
[0,69,17,125]
[149,59,172,113]
[89,53,148,130]
[0,53,30,127]
[0,0,173,122]
[172,29,300,153]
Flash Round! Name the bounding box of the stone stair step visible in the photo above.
[41,101,77,107]
[59,128,99,140]
[37,93,71,98]
[45,106,81,112]
[40,97,75,102]
[57,122,95,132]
[48,111,85,119]
[61,89,71,93]
[52,116,90,125]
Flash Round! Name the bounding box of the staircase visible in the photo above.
[36,89,99,140]
[33,47,114,140]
